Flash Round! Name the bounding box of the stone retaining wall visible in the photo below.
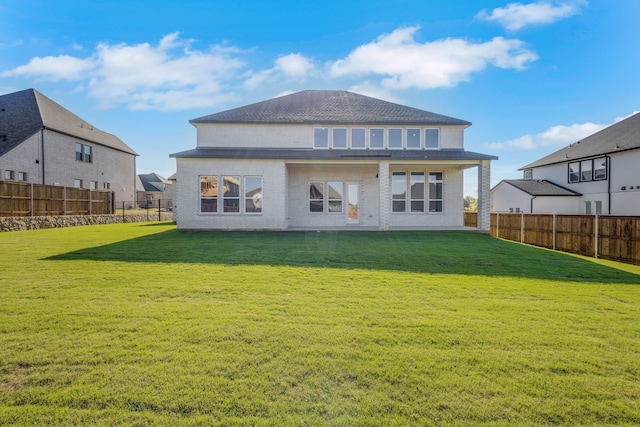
[0,213,174,232]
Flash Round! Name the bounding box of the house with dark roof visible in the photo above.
[0,89,138,204]
[491,112,640,214]
[171,90,496,231]
[136,172,173,208]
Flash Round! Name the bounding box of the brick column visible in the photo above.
[477,160,491,232]
[378,161,390,230]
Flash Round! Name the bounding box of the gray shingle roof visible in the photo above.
[499,179,581,196]
[0,88,137,157]
[138,172,170,192]
[170,147,497,161]
[190,90,472,126]
[521,112,640,169]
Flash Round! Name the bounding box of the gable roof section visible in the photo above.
[521,112,640,170]
[0,88,137,157]
[496,179,581,196]
[138,172,170,192]
[191,90,471,126]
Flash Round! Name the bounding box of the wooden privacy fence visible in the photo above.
[0,180,114,216]
[491,213,640,265]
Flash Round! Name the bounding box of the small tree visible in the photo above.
[464,196,478,212]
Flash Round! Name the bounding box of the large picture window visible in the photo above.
[200,175,263,214]
[309,181,343,213]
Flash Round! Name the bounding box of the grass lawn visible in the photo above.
[1,222,639,426]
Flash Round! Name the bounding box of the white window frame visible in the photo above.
[200,175,219,214]
[369,128,385,149]
[351,128,366,149]
[410,172,425,213]
[406,129,421,150]
[424,128,440,149]
[388,128,403,149]
[244,176,263,214]
[332,128,348,149]
[428,172,444,213]
[313,127,329,149]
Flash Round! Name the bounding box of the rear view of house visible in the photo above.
[0,88,138,204]
[171,90,496,231]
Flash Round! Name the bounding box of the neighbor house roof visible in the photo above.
[138,172,170,192]
[0,88,137,157]
[520,112,640,170]
[495,179,581,196]
[171,147,497,161]
[190,90,472,126]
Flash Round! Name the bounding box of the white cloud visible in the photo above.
[476,1,587,31]
[347,81,403,104]
[0,55,96,81]
[1,32,246,111]
[487,121,607,150]
[329,26,538,90]
[244,53,314,90]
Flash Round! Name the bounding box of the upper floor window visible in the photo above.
[351,128,366,149]
[388,128,402,149]
[313,127,329,148]
[332,128,347,149]
[523,169,532,180]
[369,128,384,149]
[568,157,607,183]
[406,129,421,149]
[425,128,440,149]
[75,143,92,162]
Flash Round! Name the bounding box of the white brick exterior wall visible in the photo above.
[175,158,287,230]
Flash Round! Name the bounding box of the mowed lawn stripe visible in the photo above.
[1,223,639,426]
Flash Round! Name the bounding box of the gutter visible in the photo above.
[530,196,536,213]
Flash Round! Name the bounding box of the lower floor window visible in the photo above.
[392,170,443,213]
[309,181,343,213]
[74,179,83,188]
[200,175,263,214]
[3,170,14,180]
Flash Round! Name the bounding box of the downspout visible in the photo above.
[530,196,536,213]
[40,127,46,184]
[606,155,611,214]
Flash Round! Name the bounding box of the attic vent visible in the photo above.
[0,135,7,142]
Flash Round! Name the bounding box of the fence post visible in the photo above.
[30,183,34,217]
[594,214,599,259]
[552,214,556,250]
[89,189,92,215]
[496,213,499,238]
[64,186,67,215]
[521,212,525,243]
[122,201,125,223]
[158,199,161,222]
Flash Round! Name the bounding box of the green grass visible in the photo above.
[1,223,639,426]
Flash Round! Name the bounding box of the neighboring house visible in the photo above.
[136,172,173,208]
[170,90,496,231]
[492,112,640,215]
[0,88,138,204]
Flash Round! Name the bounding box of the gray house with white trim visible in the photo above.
[492,112,640,215]
[171,90,496,231]
[0,89,138,204]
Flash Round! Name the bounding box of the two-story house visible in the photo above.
[0,88,138,205]
[492,112,640,215]
[171,90,496,231]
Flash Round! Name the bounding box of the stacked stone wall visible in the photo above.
[0,213,173,232]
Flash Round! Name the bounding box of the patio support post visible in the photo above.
[378,161,390,230]
[477,160,491,232]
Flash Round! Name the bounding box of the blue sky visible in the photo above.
[1,0,638,196]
